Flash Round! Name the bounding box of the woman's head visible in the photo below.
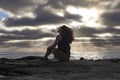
[58,25,74,43]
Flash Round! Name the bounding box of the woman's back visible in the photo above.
[58,35,70,54]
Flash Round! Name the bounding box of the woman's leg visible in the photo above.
[44,49,52,58]
[53,49,70,61]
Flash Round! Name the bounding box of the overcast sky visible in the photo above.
[0,0,120,52]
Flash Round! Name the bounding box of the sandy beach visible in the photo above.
[0,56,120,80]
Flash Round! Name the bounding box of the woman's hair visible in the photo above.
[59,25,74,43]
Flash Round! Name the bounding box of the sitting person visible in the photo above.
[43,25,74,61]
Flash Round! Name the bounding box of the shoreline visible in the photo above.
[0,56,120,80]
[0,51,120,60]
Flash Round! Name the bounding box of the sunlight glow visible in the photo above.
[56,12,64,17]
[115,26,120,29]
[44,5,64,17]
[15,12,35,19]
[69,21,82,26]
[95,33,113,38]
[66,6,101,27]
[38,25,59,29]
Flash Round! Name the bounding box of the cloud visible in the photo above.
[0,0,120,49]
[64,12,82,21]
[0,0,47,15]
[101,10,120,26]
[106,0,120,9]
[0,0,92,15]
[0,28,55,41]
[0,41,31,48]
[100,0,120,26]
[4,13,65,27]
[4,9,82,27]
[73,26,120,47]
[73,26,103,37]
[90,36,120,47]
[0,0,88,27]
[0,28,55,48]
[1,0,111,27]
[46,0,90,8]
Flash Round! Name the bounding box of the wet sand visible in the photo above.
[0,56,120,80]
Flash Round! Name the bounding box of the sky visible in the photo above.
[0,0,120,52]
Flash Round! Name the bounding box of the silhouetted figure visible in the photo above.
[43,25,74,61]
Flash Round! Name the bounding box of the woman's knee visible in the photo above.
[46,48,52,53]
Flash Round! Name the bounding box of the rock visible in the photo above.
[16,56,43,60]
[80,57,85,60]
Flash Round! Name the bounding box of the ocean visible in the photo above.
[0,51,120,60]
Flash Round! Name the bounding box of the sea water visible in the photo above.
[72,51,120,60]
[0,51,120,60]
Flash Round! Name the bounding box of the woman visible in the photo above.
[43,25,74,61]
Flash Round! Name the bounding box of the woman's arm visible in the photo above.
[47,35,62,50]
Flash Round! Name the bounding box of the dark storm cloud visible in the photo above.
[96,0,120,46]
[73,27,103,37]
[90,38,108,47]
[0,28,55,48]
[0,29,55,41]
[90,36,120,47]
[73,26,120,47]
[64,12,82,21]
[105,0,120,9]
[1,0,87,26]
[45,0,64,9]
[113,2,120,9]
[90,30,120,47]
[46,0,91,8]
[0,0,44,14]
[4,12,65,27]
[4,17,35,26]
[0,0,120,48]
[101,0,120,26]
[103,27,120,34]
[0,0,90,14]
[0,41,5,45]
[4,9,82,27]
[101,10,120,26]
[74,26,120,37]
